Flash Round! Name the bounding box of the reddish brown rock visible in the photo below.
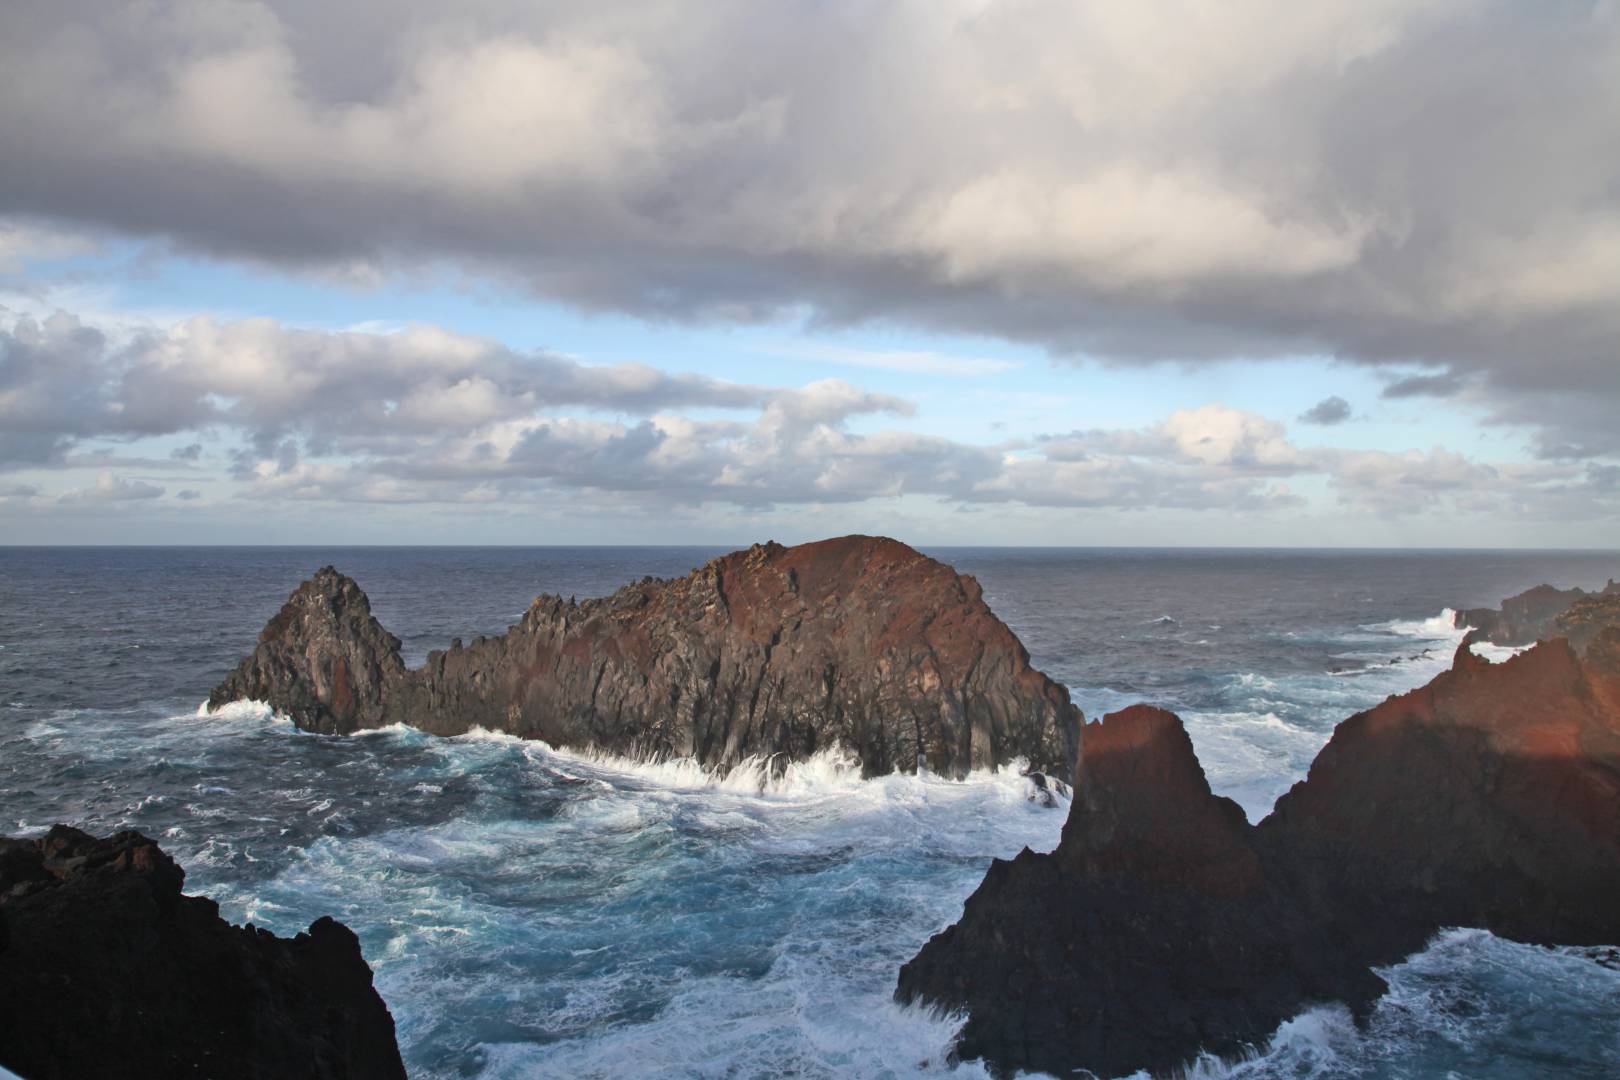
[211,536,1083,779]
[0,826,405,1080]
[898,629,1620,1078]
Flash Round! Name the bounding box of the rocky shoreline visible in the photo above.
[899,607,1620,1077]
[1455,577,1620,648]
[0,826,405,1080]
[20,549,1617,1079]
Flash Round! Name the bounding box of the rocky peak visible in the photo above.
[1059,705,1261,898]
[899,631,1620,1078]
[211,536,1083,779]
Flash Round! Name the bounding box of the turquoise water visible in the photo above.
[3,546,1618,1078]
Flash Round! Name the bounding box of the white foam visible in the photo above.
[438,726,1065,809]
[1383,608,1465,640]
[1173,1005,1357,1079]
[1469,640,1532,664]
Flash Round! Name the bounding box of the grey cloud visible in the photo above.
[2,2,1619,461]
[171,443,203,460]
[0,309,775,469]
[1382,373,1468,400]
[1299,396,1351,426]
[7,307,1619,524]
[56,472,166,503]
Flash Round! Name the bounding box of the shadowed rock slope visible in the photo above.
[210,536,1082,779]
[1456,577,1620,648]
[0,826,405,1080]
[897,628,1620,1078]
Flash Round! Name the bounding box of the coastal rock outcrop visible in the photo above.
[0,826,405,1080]
[211,536,1083,779]
[897,628,1620,1078]
[1456,577,1620,647]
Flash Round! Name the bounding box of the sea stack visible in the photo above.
[897,625,1620,1078]
[0,826,406,1080]
[210,536,1083,780]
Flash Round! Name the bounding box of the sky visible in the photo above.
[1,0,1618,547]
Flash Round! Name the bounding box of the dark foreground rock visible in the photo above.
[0,827,405,1080]
[897,628,1620,1078]
[1455,577,1620,647]
[211,536,1082,779]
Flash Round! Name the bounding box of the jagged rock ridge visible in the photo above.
[897,626,1620,1078]
[0,826,406,1080]
[1455,577,1620,648]
[211,536,1083,779]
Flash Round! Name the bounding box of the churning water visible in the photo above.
[3,546,1618,1078]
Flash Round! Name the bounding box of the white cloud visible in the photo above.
[4,306,1618,527]
[2,0,1618,469]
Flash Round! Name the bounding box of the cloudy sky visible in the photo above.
[2,0,1617,546]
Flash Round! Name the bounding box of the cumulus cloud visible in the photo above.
[2,1,1619,460]
[3,306,1616,525]
[57,471,166,503]
[1299,396,1351,425]
[0,308,775,468]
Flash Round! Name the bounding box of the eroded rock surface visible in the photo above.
[0,826,405,1080]
[211,536,1083,779]
[1456,577,1620,647]
[898,629,1620,1078]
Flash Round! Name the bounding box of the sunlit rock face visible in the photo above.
[898,628,1620,1079]
[211,535,1083,780]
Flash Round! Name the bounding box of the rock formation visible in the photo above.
[210,536,1083,780]
[898,628,1620,1078]
[1552,591,1620,654]
[1455,577,1620,647]
[0,826,405,1080]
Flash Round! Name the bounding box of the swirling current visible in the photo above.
[3,546,1617,1079]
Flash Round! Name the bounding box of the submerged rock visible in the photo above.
[897,628,1620,1078]
[0,826,405,1080]
[210,536,1083,779]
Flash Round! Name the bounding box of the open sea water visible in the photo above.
[2,546,1618,1079]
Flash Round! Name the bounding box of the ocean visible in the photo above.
[3,545,1618,1079]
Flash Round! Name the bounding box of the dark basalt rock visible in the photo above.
[898,629,1620,1078]
[211,536,1083,780]
[0,826,405,1080]
[1552,592,1620,655]
[1455,577,1620,648]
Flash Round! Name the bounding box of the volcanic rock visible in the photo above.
[1552,592,1620,654]
[210,536,1083,779]
[1455,577,1620,647]
[0,826,405,1080]
[897,628,1620,1078]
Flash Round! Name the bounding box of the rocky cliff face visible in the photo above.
[0,826,405,1080]
[211,536,1083,779]
[898,628,1620,1078]
[1553,592,1620,654]
[1456,577,1620,647]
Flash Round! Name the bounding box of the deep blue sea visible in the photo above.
[3,546,1619,1079]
